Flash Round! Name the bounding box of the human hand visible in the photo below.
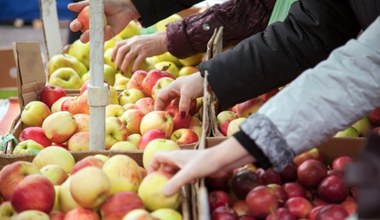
[112,32,167,73]
[149,137,254,195]
[68,0,140,43]
[154,72,204,116]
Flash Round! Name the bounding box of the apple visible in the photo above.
[308,206,323,220]
[48,67,83,89]
[109,86,120,105]
[12,210,50,220]
[279,162,298,183]
[260,168,282,185]
[205,174,231,192]
[70,167,110,209]
[260,88,279,102]
[61,96,82,115]
[312,197,328,207]
[104,48,117,72]
[71,156,104,175]
[0,161,40,200]
[105,117,129,150]
[245,185,278,219]
[154,61,179,78]
[51,96,73,113]
[317,175,348,203]
[368,107,380,127]
[231,168,262,199]
[293,148,324,166]
[331,156,353,172]
[140,111,174,138]
[58,177,80,212]
[227,117,247,137]
[120,109,145,134]
[141,69,175,96]
[117,20,140,39]
[67,39,90,68]
[135,97,155,114]
[208,190,230,212]
[127,70,147,90]
[42,111,77,144]
[151,77,175,99]
[315,204,349,220]
[110,141,138,151]
[77,5,107,32]
[352,117,371,136]
[142,138,180,169]
[282,182,307,199]
[232,200,250,217]
[103,64,117,86]
[67,131,90,151]
[32,146,76,173]
[217,110,237,125]
[64,207,100,220]
[239,215,256,220]
[231,97,265,118]
[13,140,44,155]
[218,121,231,136]
[77,90,90,114]
[127,133,142,147]
[178,66,198,77]
[21,101,51,127]
[40,164,68,185]
[11,174,55,213]
[267,184,288,206]
[102,155,142,194]
[190,125,202,139]
[340,196,357,216]
[122,209,155,220]
[118,88,145,106]
[48,53,87,77]
[18,127,52,147]
[50,211,65,220]
[114,73,129,90]
[74,113,90,132]
[138,129,166,150]
[94,154,110,163]
[100,191,144,220]
[0,201,17,219]
[284,197,312,219]
[334,127,360,138]
[297,159,327,188]
[39,85,67,108]
[211,205,238,220]
[266,208,296,220]
[170,128,199,145]
[178,52,203,66]
[123,103,137,111]
[165,96,198,117]
[138,171,182,211]
[106,104,125,118]
[151,208,183,220]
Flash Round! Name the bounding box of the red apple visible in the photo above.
[315,204,349,220]
[64,207,100,220]
[318,175,348,203]
[219,120,231,136]
[50,211,66,220]
[265,208,296,220]
[170,128,199,145]
[308,206,323,220]
[211,206,238,220]
[100,191,144,220]
[19,127,52,147]
[293,148,324,166]
[239,215,257,220]
[209,190,231,212]
[140,110,174,138]
[331,156,353,172]
[11,174,55,213]
[260,168,282,185]
[231,169,263,199]
[231,97,265,118]
[39,85,67,108]
[127,70,147,91]
[297,159,327,188]
[267,184,288,206]
[71,156,104,175]
[340,196,357,216]
[141,69,174,96]
[134,97,154,115]
[205,174,231,192]
[260,88,279,102]
[138,128,166,150]
[282,182,306,199]
[245,186,278,219]
[368,107,380,127]
[279,162,298,183]
[284,197,312,219]
[312,197,328,207]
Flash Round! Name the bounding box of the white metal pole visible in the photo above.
[88,0,109,150]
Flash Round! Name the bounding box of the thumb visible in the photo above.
[163,169,192,196]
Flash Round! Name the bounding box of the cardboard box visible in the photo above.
[0,48,18,99]
[192,137,366,220]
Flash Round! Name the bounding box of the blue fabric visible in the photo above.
[0,0,73,22]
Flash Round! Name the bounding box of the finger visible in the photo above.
[114,45,131,71]
[132,55,145,72]
[149,152,179,173]
[178,89,192,116]
[79,31,90,43]
[163,165,199,196]
[112,41,123,62]
[67,0,89,12]
[104,26,113,41]
[154,86,180,111]
[69,19,82,32]
[120,49,135,73]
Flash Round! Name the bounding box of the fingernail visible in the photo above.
[180,111,186,118]
[163,185,172,196]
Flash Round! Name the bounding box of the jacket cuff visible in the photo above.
[233,131,272,169]
[240,113,296,172]
[166,21,198,58]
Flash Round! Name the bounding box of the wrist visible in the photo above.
[124,0,141,19]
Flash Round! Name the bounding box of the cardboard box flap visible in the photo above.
[13,42,46,109]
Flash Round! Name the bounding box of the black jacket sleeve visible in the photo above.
[131,0,203,27]
[199,0,361,109]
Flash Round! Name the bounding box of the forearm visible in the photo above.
[166,0,275,58]
[239,17,380,171]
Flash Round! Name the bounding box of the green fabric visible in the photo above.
[0,134,18,153]
[268,0,297,24]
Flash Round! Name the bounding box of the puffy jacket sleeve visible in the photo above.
[131,0,202,26]
[166,0,275,58]
[237,16,380,171]
[199,0,361,109]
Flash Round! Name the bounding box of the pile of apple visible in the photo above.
[0,145,185,220]
[204,148,358,220]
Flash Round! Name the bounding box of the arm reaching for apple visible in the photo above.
[68,0,140,43]
[154,72,204,116]
[112,32,167,73]
[149,137,254,196]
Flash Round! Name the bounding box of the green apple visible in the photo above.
[154,61,179,78]
[104,35,123,51]
[178,53,204,66]
[48,67,82,89]
[106,104,125,118]
[110,141,138,151]
[67,40,90,68]
[114,73,130,90]
[151,208,183,220]
[58,177,80,212]
[351,117,371,136]
[12,210,49,220]
[335,127,360,138]
[81,72,90,82]
[153,51,182,67]
[32,146,76,174]
[117,20,141,39]
[13,140,44,155]
[127,133,142,147]
[48,53,88,77]
[227,117,247,137]
[103,64,117,86]
[142,138,180,169]
[108,86,120,105]
[118,88,145,106]
[151,77,175,100]
[0,201,17,220]
[155,14,182,32]
[178,66,198,77]
[104,48,117,70]
[105,117,129,150]
[40,164,68,185]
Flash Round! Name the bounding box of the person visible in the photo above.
[111,0,275,73]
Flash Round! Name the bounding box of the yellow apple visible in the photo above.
[51,96,73,113]
[142,138,180,169]
[12,210,50,220]
[153,51,182,67]
[13,140,44,155]
[117,20,141,39]
[52,185,61,211]
[227,117,247,137]
[94,154,110,163]
[67,39,90,68]
[67,131,90,151]
[58,177,80,213]
[151,208,183,220]
[120,109,145,134]
[105,117,129,149]
[178,53,204,66]
[21,101,51,127]
[40,164,68,185]
[151,77,175,100]
[48,67,83,90]
[0,201,17,220]
[42,111,77,144]
[178,66,198,77]
[140,111,174,138]
[103,64,117,86]
[73,113,90,132]
[155,14,182,32]
[104,35,123,51]
[48,53,88,77]
[154,61,179,78]
[108,86,119,105]
[110,141,138,151]
[127,133,142,147]
[106,104,125,118]
[32,146,75,173]
[122,209,155,220]
[118,88,145,106]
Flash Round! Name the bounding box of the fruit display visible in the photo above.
[0,147,185,219]
[202,147,358,220]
